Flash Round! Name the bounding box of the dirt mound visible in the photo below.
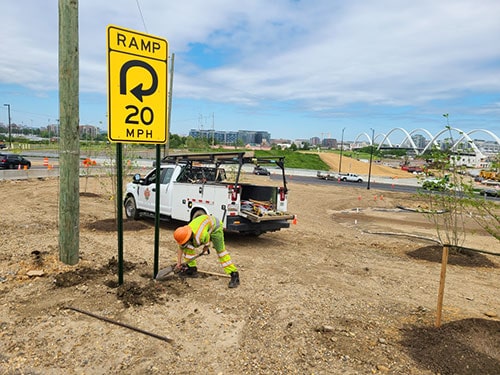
[319,152,416,178]
[401,318,500,375]
[408,245,498,268]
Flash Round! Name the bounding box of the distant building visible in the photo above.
[188,129,270,145]
[39,124,59,138]
[322,138,338,148]
[310,136,321,146]
[79,125,98,139]
[411,134,428,149]
[474,139,500,154]
[271,138,292,145]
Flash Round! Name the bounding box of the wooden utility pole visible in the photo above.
[58,0,80,265]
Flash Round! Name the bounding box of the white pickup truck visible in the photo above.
[123,151,295,235]
[317,171,363,183]
[338,173,363,183]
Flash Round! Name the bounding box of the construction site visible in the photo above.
[0,154,498,374]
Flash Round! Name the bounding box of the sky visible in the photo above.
[1,0,500,144]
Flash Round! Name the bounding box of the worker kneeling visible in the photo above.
[174,214,240,288]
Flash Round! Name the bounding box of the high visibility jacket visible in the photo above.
[180,214,237,274]
[187,214,220,247]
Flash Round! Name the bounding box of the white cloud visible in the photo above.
[1,0,499,138]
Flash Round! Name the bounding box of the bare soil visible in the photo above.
[0,163,499,374]
[318,152,416,179]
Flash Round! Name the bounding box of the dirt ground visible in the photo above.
[0,162,499,374]
[317,152,417,179]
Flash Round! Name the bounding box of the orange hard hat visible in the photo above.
[174,225,192,245]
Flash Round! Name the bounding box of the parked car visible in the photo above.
[0,153,31,169]
[483,188,499,197]
[253,166,270,176]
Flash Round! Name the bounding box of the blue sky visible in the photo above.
[1,0,500,144]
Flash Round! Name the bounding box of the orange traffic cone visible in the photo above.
[292,215,297,225]
[43,157,49,168]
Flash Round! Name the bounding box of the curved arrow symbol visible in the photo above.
[120,60,158,102]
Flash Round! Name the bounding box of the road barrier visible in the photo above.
[0,168,60,180]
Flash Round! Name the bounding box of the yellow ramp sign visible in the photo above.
[107,25,169,144]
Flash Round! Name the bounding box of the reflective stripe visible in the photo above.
[194,215,220,245]
[209,216,220,234]
[217,250,229,258]
[184,254,197,260]
[221,260,233,268]
[194,217,211,245]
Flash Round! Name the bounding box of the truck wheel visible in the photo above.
[191,209,206,220]
[124,196,140,220]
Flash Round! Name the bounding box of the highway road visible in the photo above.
[1,154,498,201]
[270,174,419,194]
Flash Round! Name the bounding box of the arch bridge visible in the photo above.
[353,127,499,157]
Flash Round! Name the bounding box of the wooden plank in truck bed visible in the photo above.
[240,210,295,223]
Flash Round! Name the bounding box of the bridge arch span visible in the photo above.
[378,127,418,153]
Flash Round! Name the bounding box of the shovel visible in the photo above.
[155,248,210,280]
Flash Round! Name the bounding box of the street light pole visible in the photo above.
[367,128,375,190]
[3,104,11,148]
[339,127,345,174]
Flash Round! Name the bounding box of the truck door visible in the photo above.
[159,167,175,216]
[137,167,174,214]
[136,169,160,212]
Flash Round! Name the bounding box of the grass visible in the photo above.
[254,150,330,170]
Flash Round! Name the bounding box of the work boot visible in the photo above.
[179,266,198,277]
[228,272,240,288]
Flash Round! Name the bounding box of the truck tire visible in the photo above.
[342,177,347,182]
[124,196,140,220]
[191,209,206,220]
